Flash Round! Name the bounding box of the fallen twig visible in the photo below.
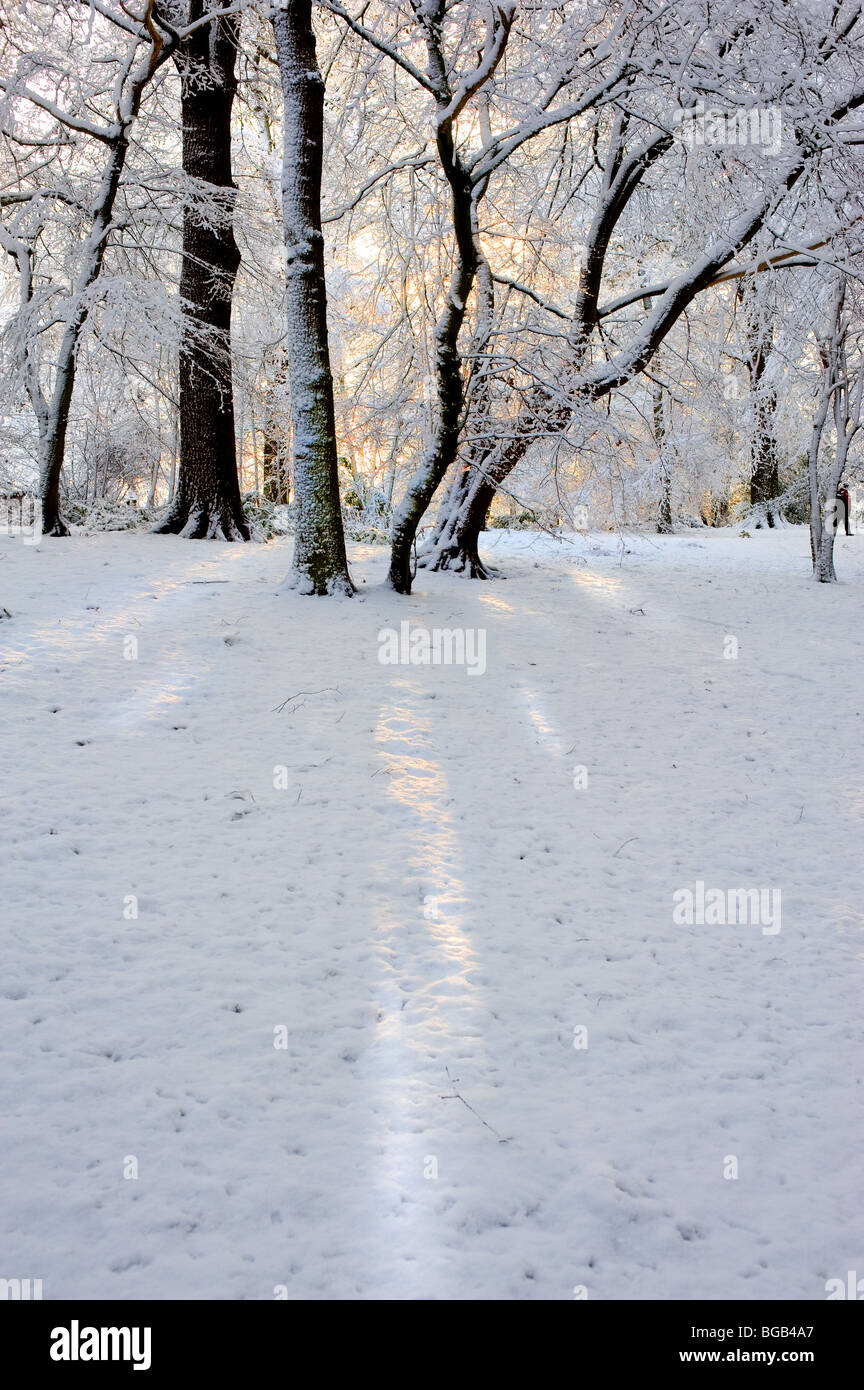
[440,1067,511,1143]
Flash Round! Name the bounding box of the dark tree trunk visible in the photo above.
[387,144,477,593]
[738,281,780,527]
[272,0,352,594]
[40,352,77,537]
[420,444,508,577]
[653,380,673,533]
[419,459,475,571]
[386,3,512,594]
[421,383,571,575]
[154,2,249,540]
[39,133,131,536]
[418,237,500,577]
[261,351,291,504]
[749,382,780,523]
[262,434,290,505]
[440,476,497,577]
[657,484,673,533]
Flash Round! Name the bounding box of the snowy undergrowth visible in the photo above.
[0,526,861,1299]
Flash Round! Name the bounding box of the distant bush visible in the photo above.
[343,483,391,543]
[242,493,294,540]
[64,498,154,532]
[488,509,538,529]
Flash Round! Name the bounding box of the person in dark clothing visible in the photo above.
[836,483,853,536]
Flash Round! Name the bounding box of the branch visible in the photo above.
[436,4,514,127]
[322,149,435,223]
[1,189,88,214]
[77,0,141,35]
[596,234,849,321]
[0,78,120,145]
[584,169,810,397]
[492,274,570,320]
[469,64,631,181]
[320,0,438,95]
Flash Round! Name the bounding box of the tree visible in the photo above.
[327,0,635,590]
[808,277,863,582]
[0,0,231,536]
[272,0,352,594]
[419,4,864,577]
[378,0,513,593]
[154,0,249,539]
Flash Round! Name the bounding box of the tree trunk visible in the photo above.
[423,479,497,577]
[154,3,248,540]
[385,3,515,593]
[387,153,477,592]
[420,386,569,574]
[419,443,508,577]
[807,279,857,583]
[272,0,351,594]
[738,281,781,526]
[39,134,132,535]
[749,382,780,524]
[815,526,837,582]
[259,350,291,504]
[442,476,496,577]
[657,482,673,533]
[418,228,502,578]
[418,459,475,572]
[808,370,830,578]
[262,433,290,504]
[653,380,673,533]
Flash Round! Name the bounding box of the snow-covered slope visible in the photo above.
[1,526,861,1299]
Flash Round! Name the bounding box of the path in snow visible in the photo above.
[0,527,862,1299]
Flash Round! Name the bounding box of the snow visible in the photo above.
[1,524,862,1300]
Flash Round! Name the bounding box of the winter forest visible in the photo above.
[1,0,863,1311]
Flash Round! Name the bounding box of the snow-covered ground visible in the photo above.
[1,525,862,1300]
